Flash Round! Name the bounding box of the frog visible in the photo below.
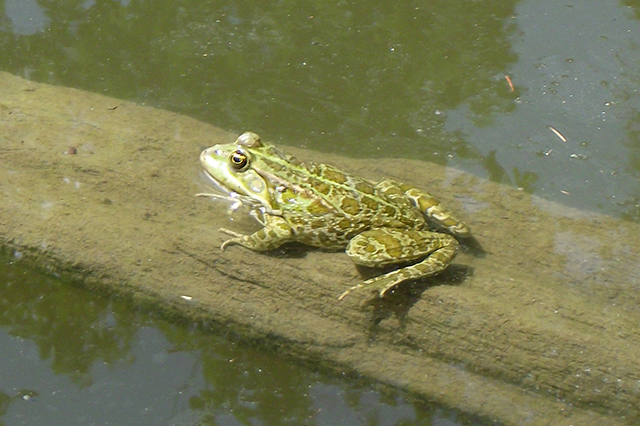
[197,131,471,300]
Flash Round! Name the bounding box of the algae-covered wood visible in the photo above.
[1,72,638,425]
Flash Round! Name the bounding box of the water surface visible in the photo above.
[0,255,489,426]
[2,0,638,218]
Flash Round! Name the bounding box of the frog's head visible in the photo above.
[200,132,275,210]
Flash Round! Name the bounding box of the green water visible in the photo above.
[2,0,639,218]
[1,0,640,424]
[0,255,491,426]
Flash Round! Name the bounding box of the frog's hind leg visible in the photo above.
[377,179,470,239]
[340,229,458,300]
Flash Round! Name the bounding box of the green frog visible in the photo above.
[198,132,471,300]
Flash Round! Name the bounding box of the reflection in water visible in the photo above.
[0,255,489,425]
[0,0,515,163]
[3,0,48,35]
[444,0,640,219]
[1,0,638,219]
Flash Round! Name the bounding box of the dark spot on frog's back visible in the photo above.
[361,196,380,211]
[340,197,361,215]
[355,181,375,194]
[308,177,331,195]
[322,167,348,183]
[338,218,353,230]
[307,198,332,216]
[383,205,396,216]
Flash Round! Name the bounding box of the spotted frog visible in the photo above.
[198,132,471,300]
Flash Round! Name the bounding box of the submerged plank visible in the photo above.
[1,71,638,425]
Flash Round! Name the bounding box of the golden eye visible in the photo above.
[229,150,250,171]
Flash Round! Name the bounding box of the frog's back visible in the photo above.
[251,145,426,248]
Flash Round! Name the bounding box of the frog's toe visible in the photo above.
[338,287,355,300]
[367,276,401,298]
[219,229,246,251]
[220,238,237,251]
[338,276,397,300]
[219,228,244,238]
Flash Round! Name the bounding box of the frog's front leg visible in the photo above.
[220,215,294,251]
[339,229,458,300]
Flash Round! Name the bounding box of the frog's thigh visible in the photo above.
[346,228,453,267]
[221,215,293,251]
[403,186,470,238]
[341,230,457,299]
[377,179,470,238]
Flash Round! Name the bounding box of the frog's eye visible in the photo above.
[229,150,251,171]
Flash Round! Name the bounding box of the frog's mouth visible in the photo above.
[199,168,231,195]
[197,170,262,212]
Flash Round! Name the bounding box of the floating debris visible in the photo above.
[505,75,515,92]
[548,126,567,142]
